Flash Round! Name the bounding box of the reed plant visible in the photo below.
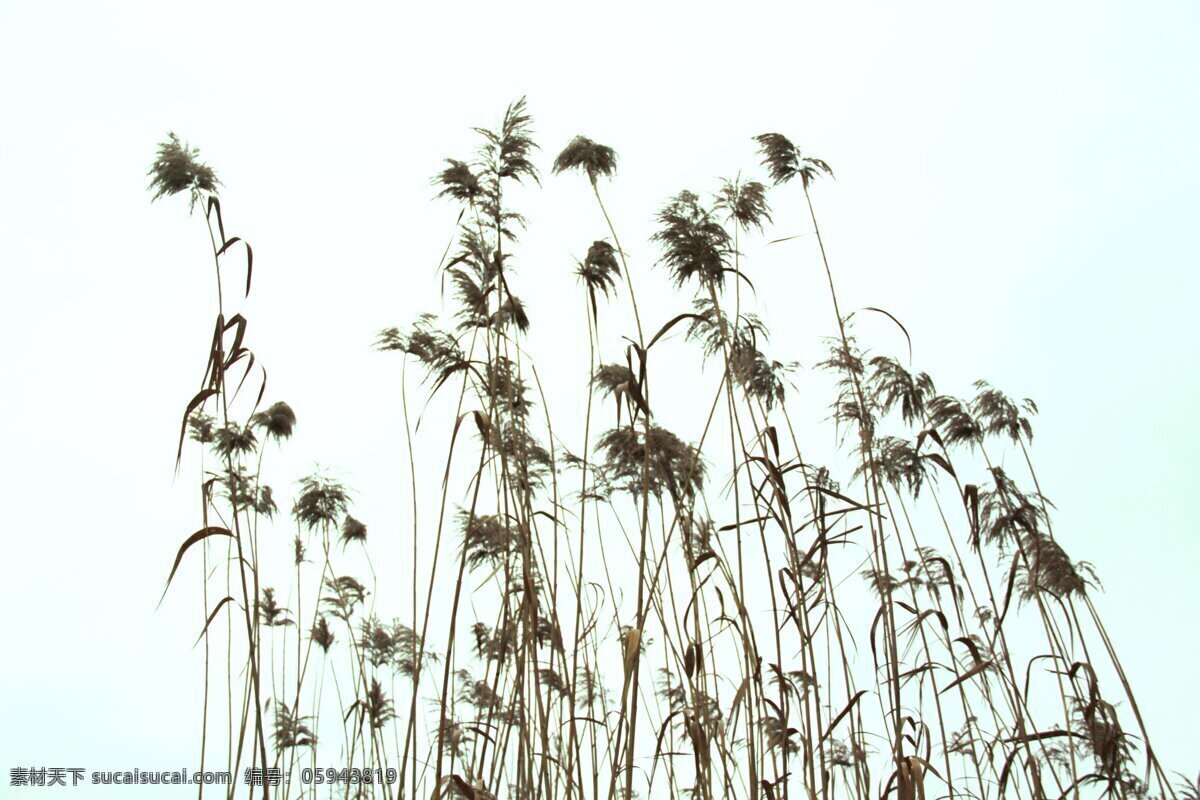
[151,103,1190,800]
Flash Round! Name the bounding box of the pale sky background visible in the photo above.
[1,0,1197,791]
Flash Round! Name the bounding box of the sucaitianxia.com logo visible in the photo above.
[9,767,233,787]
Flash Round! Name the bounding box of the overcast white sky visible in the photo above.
[1,0,1197,789]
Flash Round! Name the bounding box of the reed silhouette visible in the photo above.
[150,105,1190,800]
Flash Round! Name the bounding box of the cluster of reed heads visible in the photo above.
[149,102,1196,800]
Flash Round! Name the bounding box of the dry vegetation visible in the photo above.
[151,100,1192,800]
